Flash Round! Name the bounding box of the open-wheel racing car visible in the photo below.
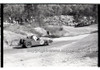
[18,35,53,48]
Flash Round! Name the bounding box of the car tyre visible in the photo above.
[23,41,32,48]
[44,41,49,46]
[40,40,45,45]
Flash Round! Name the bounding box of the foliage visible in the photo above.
[4,4,24,23]
[3,4,98,26]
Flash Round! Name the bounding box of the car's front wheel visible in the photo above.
[39,40,45,45]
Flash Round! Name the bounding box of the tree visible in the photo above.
[4,4,24,23]
[3,4,98,25]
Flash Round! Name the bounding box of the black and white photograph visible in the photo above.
[0,4,1,66]
[3,4,98,67]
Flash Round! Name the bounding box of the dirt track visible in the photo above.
[4,33,98,67]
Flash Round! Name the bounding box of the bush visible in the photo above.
[43,26,65,37]
[74,16,96,27]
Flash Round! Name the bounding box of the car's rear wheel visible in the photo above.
[44,41,49,46]
[23,41,32,48]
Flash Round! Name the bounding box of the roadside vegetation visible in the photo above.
[3,4,98,47]
[4,4,97,27]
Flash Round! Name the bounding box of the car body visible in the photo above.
[18,35,53,48]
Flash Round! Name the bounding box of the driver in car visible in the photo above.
[32,35,40,41]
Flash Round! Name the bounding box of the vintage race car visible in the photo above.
[18,35,53,48]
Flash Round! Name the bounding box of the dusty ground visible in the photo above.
[3,24,98,67]
[4,32,98,67]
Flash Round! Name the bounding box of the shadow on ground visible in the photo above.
[13,45,46,49]
[44,35,60,38]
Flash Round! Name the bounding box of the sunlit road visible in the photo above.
[4,34,97,67]
[4,40,75,54]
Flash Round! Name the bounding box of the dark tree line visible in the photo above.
[3,4,98,26]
